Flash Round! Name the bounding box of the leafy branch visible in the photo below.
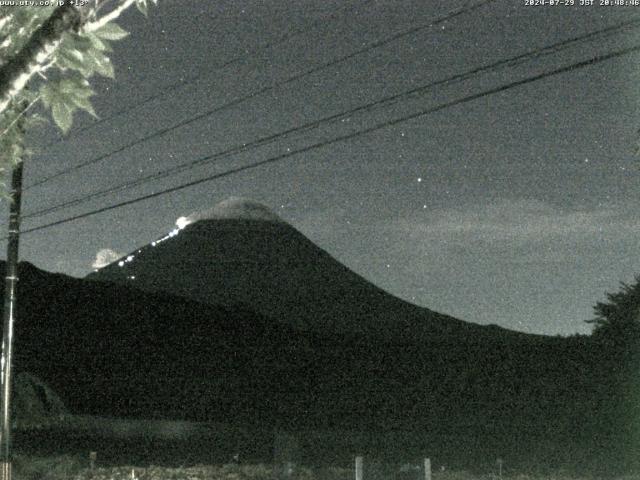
[0,0,157,139]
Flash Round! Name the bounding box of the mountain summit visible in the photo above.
[87,198,517,341]
[178,197,286,225]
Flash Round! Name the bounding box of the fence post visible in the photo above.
[355,456,363,480]
[424,458,431,480]
[274,430,298,479]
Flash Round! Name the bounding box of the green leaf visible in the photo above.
[9,140,24,162]
[24,113,47,130]
[97,58,115,79]
[93,22,129,41]
[88,48,115,79]
[136,0,148,17]
[56,32,104,77]
[66,32,93,52]
[71,83,94,99]
[51,102,73,133]
[59,74,91,98]
[71,95,97,118]
[40,75,95,131]
[57,48,93,76]
[86,32,113,52]
[39,83,60,109]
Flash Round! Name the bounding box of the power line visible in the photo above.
[26,0,497,191]
[22,17,640,220]
[18,43,640,237]
[39,0,375,150]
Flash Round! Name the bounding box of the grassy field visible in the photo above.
[9,457,640,480]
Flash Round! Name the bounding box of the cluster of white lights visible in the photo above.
[117,254,136,268]
[151,227,180,247]
[115,217,191,269]
[150,217,191,248]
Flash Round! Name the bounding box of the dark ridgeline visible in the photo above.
[0,199,631,473]
[85,198,526,343]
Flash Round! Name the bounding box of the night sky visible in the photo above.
[4,0,640,336]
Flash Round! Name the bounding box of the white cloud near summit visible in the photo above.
[183,197,285,224]
[92,248,123,269]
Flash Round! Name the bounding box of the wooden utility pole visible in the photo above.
[0,114,25,480]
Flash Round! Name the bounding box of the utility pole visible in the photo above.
[0,107,25,480]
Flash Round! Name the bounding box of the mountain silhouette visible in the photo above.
[87,197,523,342]
[0,260,624,472]
[0,199,627,472]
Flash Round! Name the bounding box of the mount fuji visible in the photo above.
[0,199,613,469]
[87,197,520,341]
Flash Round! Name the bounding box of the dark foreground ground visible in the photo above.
[9,416,639,479]
[10,459,640,480]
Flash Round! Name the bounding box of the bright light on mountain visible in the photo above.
[176,217,191,229]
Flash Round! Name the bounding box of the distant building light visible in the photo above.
[118,261,125,267]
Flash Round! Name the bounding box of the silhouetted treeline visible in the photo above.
[584,277,640,474]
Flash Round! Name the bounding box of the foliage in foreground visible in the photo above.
[0,0,158,193]
[589,275,640,345]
